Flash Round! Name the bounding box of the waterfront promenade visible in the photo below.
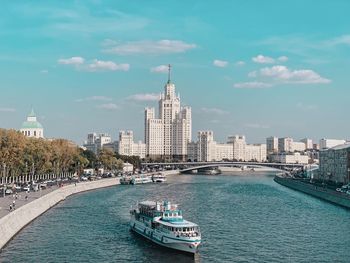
[0,178,120,250]
[0,186,60,219]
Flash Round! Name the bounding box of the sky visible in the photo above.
[0,0,349,144]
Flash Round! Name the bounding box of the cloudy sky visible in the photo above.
[0,0,349,144]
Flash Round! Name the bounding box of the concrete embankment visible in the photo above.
[274,176,350,209]
[161,170,180,176]
[0,178,120,250]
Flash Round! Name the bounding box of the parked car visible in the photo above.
[80,176,88,181]
[5,189,13,195]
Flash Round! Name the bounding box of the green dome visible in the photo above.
[21,121,43,129]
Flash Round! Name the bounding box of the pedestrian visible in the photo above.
[15,193,18,199]
[25,195,28,201]
[9,204,12,211]
[12,200,16,209]
[75,182,77,187]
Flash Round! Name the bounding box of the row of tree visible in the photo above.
[0,129,130,177]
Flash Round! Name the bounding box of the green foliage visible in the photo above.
[0,128,85,176]
[115,153,141,170]
[98,148,123,170]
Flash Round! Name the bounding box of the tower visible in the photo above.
[144,65,192,160]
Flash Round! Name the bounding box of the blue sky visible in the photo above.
[0,0,349,144]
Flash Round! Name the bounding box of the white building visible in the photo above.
[266,136,278,156]
[228,135,246,161]
[84,133,112,154]
[118,130,146,159]
[319,138,346,149]
[216,143,234,161]
[20,108,44,139]
[197,131,216,162]
[292,141,306,152]
[145,65,192,160]
[278,137,293,153]
[300,138,313,149]
[272,152,309,164]
[245,144,267,162]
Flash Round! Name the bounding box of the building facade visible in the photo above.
[319,138,346,149]
[197,131,216,162]
[20,108,44,139]
[118,130,146,159]
[318,144,350,184]
[228,135,246,161]
[278,137,293,153]
[83,133,112,154]
[266,136,278,156]
[144,65,192,160]
[245,144,267,162]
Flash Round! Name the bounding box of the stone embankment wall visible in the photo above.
[274,176,350,209]
[0,178,120,250]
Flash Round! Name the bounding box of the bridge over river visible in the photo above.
[141,161,306,174]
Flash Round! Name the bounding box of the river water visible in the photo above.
[1,173,350,263]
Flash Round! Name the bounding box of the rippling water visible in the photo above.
[1,174,350,263]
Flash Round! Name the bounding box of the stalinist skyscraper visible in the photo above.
[145,65,192,161]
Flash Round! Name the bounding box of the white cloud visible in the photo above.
[103,39,196,55]
[325,35,350,46]
[235,61,245,66]
[200,107,229,115]
[150,65,169,73]
[87,60,130,72]
[259,65,331,84]
[76,96,112,102]
[0,107,16,112]
[233,82,273,89]
[252,55,275,64]
[128,93,159,101]
[40,69,49,74]
[278,56,288,62]
[213,60,228,68]
[58,56,84,65]
[97,103,119,110]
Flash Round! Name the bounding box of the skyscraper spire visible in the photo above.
[167,64,171,83]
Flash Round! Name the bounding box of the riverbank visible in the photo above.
[274,175,350,209]
[0,178,120,250]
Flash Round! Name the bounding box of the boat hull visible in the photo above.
[130,220,200,254]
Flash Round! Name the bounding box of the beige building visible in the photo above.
[145,66,191,160]
[118,130,146,159]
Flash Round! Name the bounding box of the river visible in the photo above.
[1,173,349,263]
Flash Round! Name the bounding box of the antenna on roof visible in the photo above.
[167,64,171,83]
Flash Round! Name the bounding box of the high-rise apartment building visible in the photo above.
[228,135,246,161]
[118,130,146,159]
[144,65,192,160]
[84,133,112,154]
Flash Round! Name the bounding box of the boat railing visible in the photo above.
[174,232,200,238]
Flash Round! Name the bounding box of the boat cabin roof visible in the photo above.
[155,218,198,228]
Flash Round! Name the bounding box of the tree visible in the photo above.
[80,149,97,168]
[98,148,123,170]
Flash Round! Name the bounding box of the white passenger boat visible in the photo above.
[131,175,153,185]
[130,201,201,254]
[152,173,167,183]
